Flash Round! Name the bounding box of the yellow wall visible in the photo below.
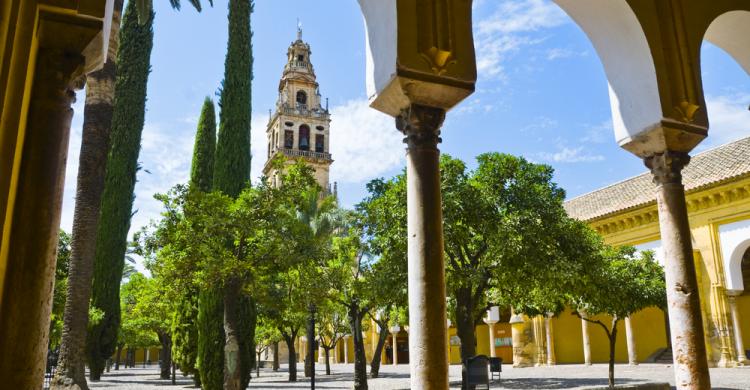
[630,307,668,360]
[738,295,750,352]
[553,309,584,364]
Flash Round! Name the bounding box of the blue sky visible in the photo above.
[60,0,750,252]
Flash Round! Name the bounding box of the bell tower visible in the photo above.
[263,25,333,192]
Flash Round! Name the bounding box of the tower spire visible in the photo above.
[297,18,302,40]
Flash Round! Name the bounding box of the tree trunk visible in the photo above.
[158,332,173,380]
[455,289,477,362]
[284,334,297,382]
[223,280,242,390]
[115,344,123,370]
[256,351,262,377]
[608,321,618,390]
[172,362,176,385]
[324,347,331,375]
[348,302,368,390]
[369,323,388,378]
[50,3,124,390]
[305,304,316,378]
[272,341,280,371]
[87,2,154,380]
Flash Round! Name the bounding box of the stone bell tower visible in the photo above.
[262,25,333,193]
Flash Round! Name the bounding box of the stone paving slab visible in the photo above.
[87,363,750,389]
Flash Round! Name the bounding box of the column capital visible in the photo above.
[397,104,445,149]
[644,151,691,185]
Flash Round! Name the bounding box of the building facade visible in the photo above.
[262,27,333,193]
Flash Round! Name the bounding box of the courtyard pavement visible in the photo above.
[88,363,750,389]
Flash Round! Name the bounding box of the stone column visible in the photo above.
[398,104,449,389]
[727,294,747,365]
[0,48,83,390]
[487,322,497,358]
[392,333,399,365]
[625,316,638,365]
[534,316,546,366]
[645,151,711,389]
[580,312,592,365]
[318,343,325,364]
[545,313,557,365]
[343,336,349,363]
[510,314,534,367]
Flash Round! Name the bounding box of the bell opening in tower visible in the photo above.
[299,125,310,151]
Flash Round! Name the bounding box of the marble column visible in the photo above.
[0,48,82,390]
[625,316,638,365]
[534,316,546,366]
[343,336,350,364]
[398,104,449,389]
[727,294,747,365]
[645,152,711,388]
[580,312,592,365]
[545,313,556,365]
[392,333,399,365]
[487,322,497,358]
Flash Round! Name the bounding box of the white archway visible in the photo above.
[553,0,662,148]
[703,10,750,77]
[718,219,750,293]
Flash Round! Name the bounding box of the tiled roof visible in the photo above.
[564,136,750,221]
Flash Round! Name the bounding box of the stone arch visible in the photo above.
[727,239,750,293]
[552,0,662,148]
[703,10,750,76]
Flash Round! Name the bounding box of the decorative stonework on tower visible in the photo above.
[263,26,333,192]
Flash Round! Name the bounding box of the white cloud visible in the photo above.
[539,146,604,163]
[580,120,613,144]
[545,47,582,61]
[474,0,568,80]
[329,99,404,183]
[702,93,750,148]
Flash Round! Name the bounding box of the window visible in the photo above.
[315,134,324,153]
[297,54,304,62]
[267,143,270,158]
[299,125,310,150]
[296,90,307,105]
[284,130,294,149]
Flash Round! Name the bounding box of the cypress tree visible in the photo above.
[174,98,218,387]
[86,1,154,380]
[212,1,254,388]
[190,97,224,390]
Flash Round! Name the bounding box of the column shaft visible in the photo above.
[728,296,747,364]
[0,48,82,390]
[581,314,592,365]
[344,337,349,363]
[625,316,638,365]
[646,152,711,389]
[545,315,556,365]
[392,333,399,365]
[398,104,448,389]
[488,323,497,358]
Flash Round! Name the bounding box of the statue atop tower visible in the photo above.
[263,27,333,193]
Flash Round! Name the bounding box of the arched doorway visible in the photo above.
[735,247,750,360]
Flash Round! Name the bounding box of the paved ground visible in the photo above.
[88,363,750,389]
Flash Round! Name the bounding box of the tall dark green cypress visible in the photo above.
[175,98,218,388]
[86,1,154,380]
[191,98,224,390]
[212,1,253,389]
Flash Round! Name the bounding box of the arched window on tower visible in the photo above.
[299,125,310,151]
[284,130,294,149]
[296,90,307,108]
[315,134,324,153]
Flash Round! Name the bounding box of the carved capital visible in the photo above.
[644,151,691,185]
[396,104,445,149]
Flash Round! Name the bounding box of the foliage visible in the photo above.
[49,231,72,350]
[191,97,217,193]
[572,247,666,389]
[211,0,254,386]
[87,2,154,379]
